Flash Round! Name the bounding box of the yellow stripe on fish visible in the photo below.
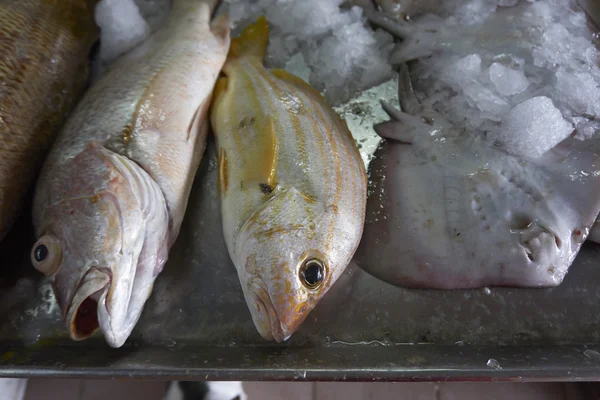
[210,16,367,343]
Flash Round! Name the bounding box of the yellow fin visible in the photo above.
[218,147,228,196]
[243,116,278,189]
[229,16,269,61]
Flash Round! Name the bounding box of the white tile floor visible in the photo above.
[243,382,576,400]
[0,379,590,400]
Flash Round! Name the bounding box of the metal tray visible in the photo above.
[2,0,600,382]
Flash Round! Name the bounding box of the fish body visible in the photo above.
[356,102,600,289]
[0,0,99,241]
[210,17,367,342]
[31,0,230,347]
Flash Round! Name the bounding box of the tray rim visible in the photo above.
[2,343,600,381]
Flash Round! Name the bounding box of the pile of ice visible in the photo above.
[92,0,394,105]
[95,0,151,65]
[402,0,600,158]
[225,0,395,105]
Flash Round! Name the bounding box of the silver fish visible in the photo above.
[30,0,230,347]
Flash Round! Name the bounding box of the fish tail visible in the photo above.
[228,16,269,62]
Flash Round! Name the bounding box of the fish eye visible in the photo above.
[31,235,62,276]
[34,244,48,262]
[300,258,325,290]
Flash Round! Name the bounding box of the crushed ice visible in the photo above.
[403,0,600,158]
[95,0,150,65]
[94,0,600,160]
[225,0,395,105]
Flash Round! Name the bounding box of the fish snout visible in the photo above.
[248,282,287,343]
[248,276,318,343]
[65,267,110,341]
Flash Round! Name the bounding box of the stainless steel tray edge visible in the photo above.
[2,344,600,381]
[1,0,600,381]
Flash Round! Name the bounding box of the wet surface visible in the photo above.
[2,0,600,377]
[3,134,600,352]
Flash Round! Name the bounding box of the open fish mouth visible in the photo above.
[249,284,287,343]
[515,222,563,263]
[65,267,110,341]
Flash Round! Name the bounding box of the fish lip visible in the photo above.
[65,267,111,341]
[248,283,288,343]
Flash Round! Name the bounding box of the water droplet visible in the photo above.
[455,340,464,346]
[584,349,600,361]
[487,358,502,370]
[483,287,492,295]
[295,370,307,379]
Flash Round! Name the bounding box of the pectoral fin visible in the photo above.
[243,116,278,190]
[218,147,228,196]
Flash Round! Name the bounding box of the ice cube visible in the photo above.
[498,96,574,158]
[95,0,150,64]
[455,0,498,25]
[555,70,600,117]
[441,54,482,90]
[464,82,510,121]
[523,1,553,24]
[488,63,529,96]
[307,19,392,104]
[266,0,352,40]
[533,23,598,70]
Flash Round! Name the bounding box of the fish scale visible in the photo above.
[211,17,367,342]
[31,0,229,348]
[0,0,99,241]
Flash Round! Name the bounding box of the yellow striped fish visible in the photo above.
[210,17,367,342]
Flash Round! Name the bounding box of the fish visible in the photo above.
[30,0,230,348]
[355,73,600,289]
[0,0,99,242]
[210,17,367,342]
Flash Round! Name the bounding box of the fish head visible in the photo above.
[237,187,353,342]
[31,144,168,347]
